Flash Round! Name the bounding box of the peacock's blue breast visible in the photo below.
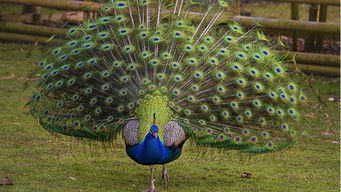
[125,134,182,165]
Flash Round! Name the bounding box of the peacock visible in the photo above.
[28,0,307,191]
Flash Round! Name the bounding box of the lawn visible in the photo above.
[0,42,339,192]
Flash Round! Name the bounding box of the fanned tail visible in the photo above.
[28,0,306,151]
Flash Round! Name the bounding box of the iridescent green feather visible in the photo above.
[28,0,306,152]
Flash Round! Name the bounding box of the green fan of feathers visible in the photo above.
[28,0,307,153]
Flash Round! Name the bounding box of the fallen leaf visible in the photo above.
[327,95,340,103]
[323,128,337,136]
[328,97,335,101]
[304,113,318,118]
[69,177,77,180]
[19,76,39,81]
[1,177,13,185]
[240,172,252,178]
[0,74,16,80]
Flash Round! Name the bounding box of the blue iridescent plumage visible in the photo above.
[126,125,182,165]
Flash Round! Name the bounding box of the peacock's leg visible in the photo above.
[162,165,169,189]
[142,167,157,192]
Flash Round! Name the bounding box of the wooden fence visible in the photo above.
[237,0,340,52]
[0,0,339,76]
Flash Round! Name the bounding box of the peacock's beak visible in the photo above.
[151,131,158,138]
[150,123,159,138]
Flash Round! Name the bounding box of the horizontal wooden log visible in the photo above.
[2,0,339,12]
[286,63,340,76]
[1,0,339,34]
[262,29,340,40]
[187,14,340,34]
[267,0,340,6]
[2,13,339,40]
[0,0,103,12]
[233,16,340,34]
[0,21,66,36]
[0,30,338,76]
[278,51,340,67]
[0,32,64,44]
[0,21,339,67]
[1,13,42,23]
[0,12,84,24]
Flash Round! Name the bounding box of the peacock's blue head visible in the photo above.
[149,125,159,138]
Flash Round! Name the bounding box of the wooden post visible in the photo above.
[291,2,299,51]
[316,5,328,52]
[83,0,93,21]
[22,6,37,14]
[22,5,42,24]
[235,0,241,16]
[304,4,318,52]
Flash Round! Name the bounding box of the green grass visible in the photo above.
[0,42,339,192]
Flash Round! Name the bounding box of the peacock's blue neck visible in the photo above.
[126,131,182,165]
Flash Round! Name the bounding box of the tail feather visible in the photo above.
[28,0,306,152]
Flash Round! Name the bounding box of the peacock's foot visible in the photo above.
[142,179,157,192]
[142,167,158,192]
[162,165,169,189]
